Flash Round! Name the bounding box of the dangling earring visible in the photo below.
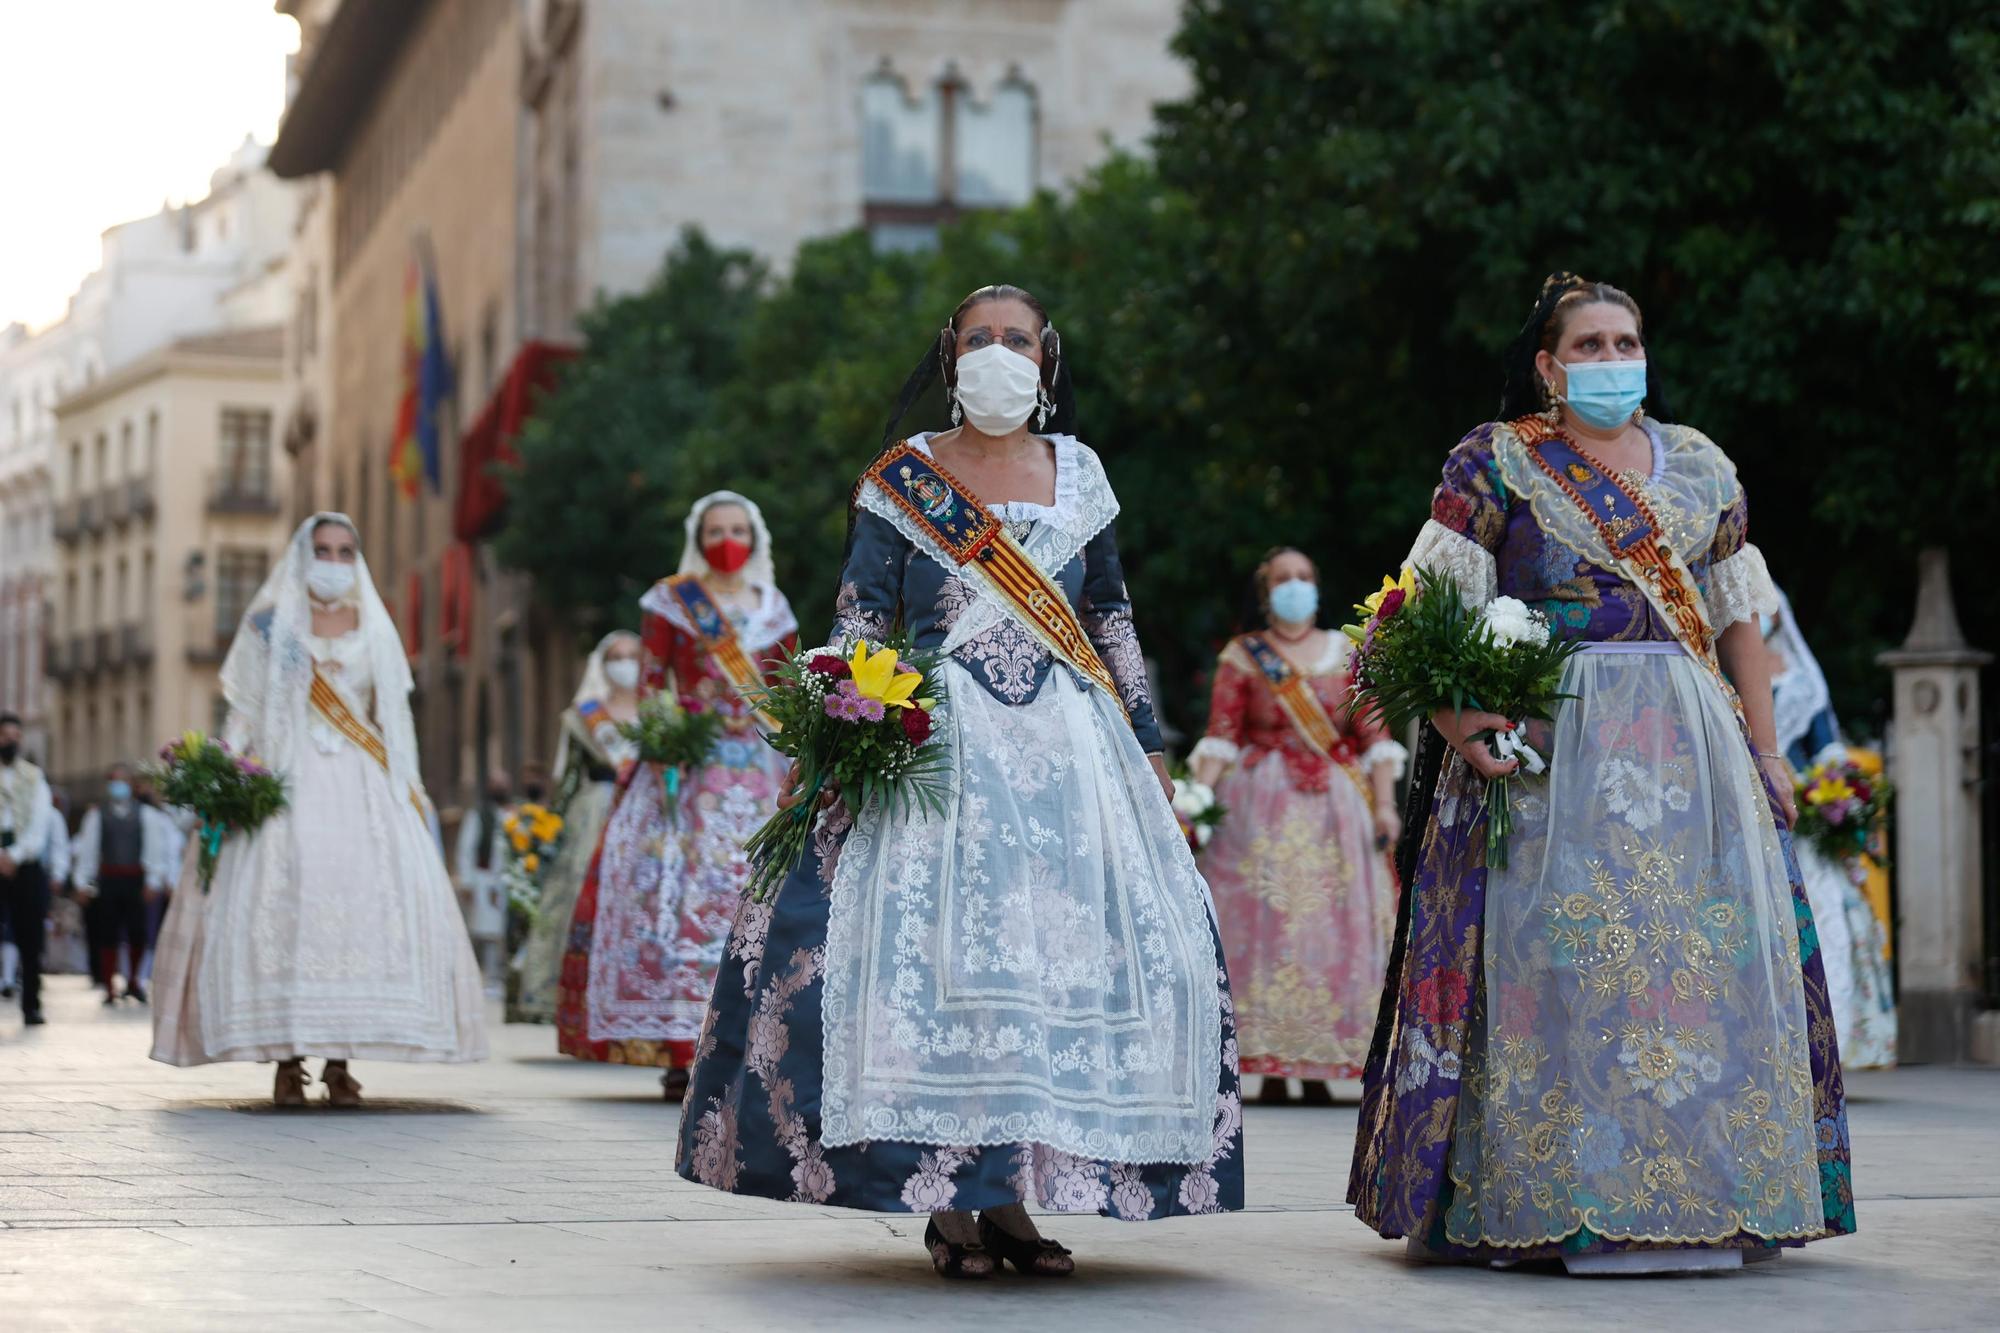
[949,389,963,427]
[1035,382,1055,430]
[1542,378,1563,426]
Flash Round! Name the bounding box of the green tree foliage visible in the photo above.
[492,231,765,636]
[500,1,1999,729]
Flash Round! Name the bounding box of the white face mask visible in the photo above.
[604,658,641,691]
[306,560,357,603]
[952,344,1044,436]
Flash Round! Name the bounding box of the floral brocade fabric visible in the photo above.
[1197,637,1401,1080]
[1347,420,1854,1260]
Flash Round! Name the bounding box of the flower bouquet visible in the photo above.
[1794,753,1893,867]
[145,731,288,892]
[500,802,564,931]
[1344,567,1583,869]
[1169,768,1225,852]
[739,640,951,901]
[619,692,725,820]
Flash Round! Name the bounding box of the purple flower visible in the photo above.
[856,696,885,723]
[823,691,861,722]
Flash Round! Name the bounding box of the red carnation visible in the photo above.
[901,706,933,744]
[808,654,851,679]
[1377,588,1408,621]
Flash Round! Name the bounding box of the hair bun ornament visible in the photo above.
[1537,271,1588,307]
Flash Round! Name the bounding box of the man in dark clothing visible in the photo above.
[0,712,53,1025]
[73,763,175,1005]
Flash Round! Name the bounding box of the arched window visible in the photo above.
[860,65,1039,248]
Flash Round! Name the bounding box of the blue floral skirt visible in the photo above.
[675,807,1246,1219]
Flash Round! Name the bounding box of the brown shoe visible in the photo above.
[273,1059,308,1107]
[322,1061,363,1108]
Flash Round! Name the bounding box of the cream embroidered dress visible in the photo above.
[151,516,487,1065]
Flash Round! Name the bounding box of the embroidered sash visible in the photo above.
[658,574,774,725]
[867,442,1129,720]
[1513,417,1732,689]
[308,662,427,815]
[1237,633,1344,759]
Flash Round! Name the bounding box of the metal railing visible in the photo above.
[208,473,280,515]
[72,632,95,676]
[78,494,101,534]
[97,627,123,670]
[123,621,154,664]
[45,637,72,680]
[128,474,156,519]
[52,498,82,543]
[102,482,130,526]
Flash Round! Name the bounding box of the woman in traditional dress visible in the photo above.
[1191,547,1405,1103]
[1349,274,1854,1274]
[555,493,795,1098]
[150,514,487,1104]
[508,631,641,1023]
[1766,590,1897,1069]
[676,285,1243,1280]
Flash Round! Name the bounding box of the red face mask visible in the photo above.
[703,538,752,574]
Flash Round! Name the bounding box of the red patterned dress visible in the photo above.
[554,581,796,1068]
[1192,633,1404,1080]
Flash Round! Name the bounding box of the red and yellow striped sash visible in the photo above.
[867,442,1128,720]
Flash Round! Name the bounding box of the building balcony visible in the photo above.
[208,475,281,516]
[97,627,123,671]
[78,493,101,535]
[123,621,154,665]
[128,474,156,519]
[45,637,73,681]
[53,498,82,544]
[71,632,94,677]
[102,482,131,527]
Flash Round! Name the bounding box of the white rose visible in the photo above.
[1479,596,1546,649]
[1171,779,1214,819]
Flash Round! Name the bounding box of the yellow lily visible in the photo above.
[848,642,922,710]
[1360,567,1419,618]
[1807,777,1856,807]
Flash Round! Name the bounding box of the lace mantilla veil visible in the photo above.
[218,512,424,798]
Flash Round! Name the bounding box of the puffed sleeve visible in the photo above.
[1079,523,1165,755]
[1190,649,1253,771]
[1704,482,1780,633]
[641,607,675,694]
[1405,426,1507,608]
[830,509,907,649]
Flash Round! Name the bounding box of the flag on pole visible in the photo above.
[390,250,453,498]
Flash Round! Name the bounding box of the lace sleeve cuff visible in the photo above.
[1189,736,1241,769]
[1359,738,1409,780]
[1706,543,1780,633]
[1406,519,1498,608]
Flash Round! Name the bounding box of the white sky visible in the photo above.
[0,1,299,331]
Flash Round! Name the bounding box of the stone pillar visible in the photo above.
[1878,549,1992,1063]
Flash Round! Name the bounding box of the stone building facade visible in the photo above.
[268,0,1189,818]
[46,328,291,793]
[0,144,296,772]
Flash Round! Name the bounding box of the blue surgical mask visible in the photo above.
[1268,578,1320,625]
[1561,359,1648,429]
[106,780,132,803]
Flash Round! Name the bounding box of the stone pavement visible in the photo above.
[1,975,1995,1332]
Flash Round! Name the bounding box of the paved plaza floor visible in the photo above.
[1,975,1995,1331]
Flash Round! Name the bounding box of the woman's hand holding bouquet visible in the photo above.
[740,640,950,901]
[1344,569,1582,869]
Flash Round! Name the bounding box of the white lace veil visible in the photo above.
[1765,586,1836,758]
[553,630,640,779]
[218,512,422,795]
[676,490,777,589]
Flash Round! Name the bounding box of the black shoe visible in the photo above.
[977,1214,1075,1277]
[23,1011,45,1026]
[922,1219,996,1280]
[127,985,148,1005]
[1,984,16,999]
[661,1068,689,1102]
